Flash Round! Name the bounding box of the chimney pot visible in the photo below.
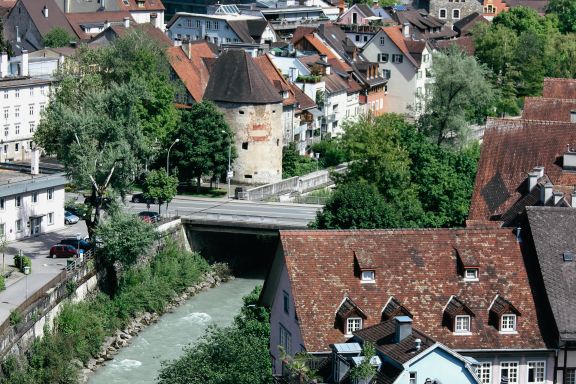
[403,22,410,38]
[527,171,539,192]
[0,52,8,78]
[31,148,40,175]
[571,190,576,208]
[124,17,130,29]
[542,182,553,204]
[21,50,28,77]
[414,338,422,351]
[554,191,564,205]
[43,5,49,18]
[533,166,544,178]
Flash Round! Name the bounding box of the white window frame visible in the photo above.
[392,54,403,64]
[500,314,517,332]
[452,9,460,19]
[566,368,576,384]
[379,36,385,45]
[527,361,545,383]
[409,372,417,384]
[464,268,479,281]
[476,362,491,384]
[346,317,362,335]
[361,270,375,282]
[500,361,519,384]
[48,212,54,225]
[455,315,470,333]
[439,8,447,19]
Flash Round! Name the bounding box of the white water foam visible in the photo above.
[112,359,142,370]
[181,312,212,324]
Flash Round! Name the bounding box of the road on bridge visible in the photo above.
[125,196,323,228]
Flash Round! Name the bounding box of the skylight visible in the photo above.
[563,251,574,262]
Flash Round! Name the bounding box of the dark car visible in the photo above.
[49,244,77,258]
[131,193,160,204]
[59,238,92,251]
[138,211,161,223]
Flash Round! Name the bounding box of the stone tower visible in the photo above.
[204,50,283,185]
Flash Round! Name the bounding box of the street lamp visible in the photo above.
[166,138,180,176]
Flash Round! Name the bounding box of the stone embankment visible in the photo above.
[78,270,232,383]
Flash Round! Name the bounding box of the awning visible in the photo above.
[29,214,46,219]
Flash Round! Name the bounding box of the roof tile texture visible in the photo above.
[543,78,576,99]
[280,229,549,353]
[523,97,576,121]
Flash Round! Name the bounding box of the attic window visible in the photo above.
[346,317,362,335]
[361,270,375,282]
[488,295,521,333]
[336,297,367,335]
[464,268,479,281]
[282,91,289,99]
[443,296,475,333]
[563,251,574,262]
[501,314,516,332]
[455,315,470,333]
[381,297,412,321]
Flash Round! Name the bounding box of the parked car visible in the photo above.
[131,193,160,204]
[49,244,77,258]
[59,238,92,251]
[64,211,80,225]
[138,211,161,223]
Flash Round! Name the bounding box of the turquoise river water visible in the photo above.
[88,276,263,384]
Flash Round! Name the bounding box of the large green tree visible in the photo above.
[547,0,576,33]
[157,286,272,384]
[43,27,73,48]
[171,101,236,190]
[418,46,495,145]
[35,30,178,236]
[143,169,178,214]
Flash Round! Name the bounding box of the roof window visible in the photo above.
[563,250,574,262]
[361,270,375,283]
[335,296,367,335]
[488,295,520,333]
[443,296,475,334]
[381,296,412,321]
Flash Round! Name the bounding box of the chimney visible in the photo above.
[320,54,328,63]
[31,148,40,175]
[414,338,422,351]
[554,192,564,205]
[571,110,576,123]
[173,39,182,47]
[541,182,553,204]
[325,64,331,75]
[564,145,576,170]
[533,166,544,178]
[187,41,192,59]
[42,5,49,18]
[21,50,28,77]
[527,171,539,192]
[571,190,576,208]
[403,22,410,38]
[64,0,69,13]
[0,52,8,78]
[394,316,412,343]
[124,17,130,29]
[104,20,110,29]
[16,25,20,43]
[151,13,158,27]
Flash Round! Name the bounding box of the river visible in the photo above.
[88,276,264,384]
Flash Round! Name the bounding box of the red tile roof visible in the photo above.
[290,83,316,111]
[279,228,550,353]
[66,11,133,40]
[543,78,576,99]
[112,0,165,11]
[523,97,576,122]
[166,42,216,102]
[381,26,421,68]
[253,54,297,107]
[468,118,576,222]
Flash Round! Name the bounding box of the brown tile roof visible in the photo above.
[204,49,282,104]
[523,97,576,122]
[253,54,297,107]
[504,0,548,14]
[468,118,576,222]
[15,0,78,38]
[453,12,488,36]
[66,11,133,40]
[112,0,165,11]
[279,228,551,353]
[167,42,216,103]
[543,78,576,99]
[434,36,476,55]
[93,23,172,47]
[290,83,316,111]
[290,26,317,44]
[381,26,420,68]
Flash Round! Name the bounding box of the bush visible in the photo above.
[9,310,22,326]
[0,275,6,291]
[13,254,31,274]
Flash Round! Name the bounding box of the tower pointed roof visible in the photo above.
[204,50,282,104]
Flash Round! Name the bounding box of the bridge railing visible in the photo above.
[238,164,348,201]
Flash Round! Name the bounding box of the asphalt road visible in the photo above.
[125,196,323,228]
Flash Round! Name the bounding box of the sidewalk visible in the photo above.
[0,222,88,324]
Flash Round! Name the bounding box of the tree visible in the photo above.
[282,143,317,178]
[171,101,236,190]
[35,31,178,237]
[418,45,495,145]
[311,138,347,168]
[349,342,377,382]
[43,27,73,48]
[142,169,178,214]
[547,0,576,33]
[493,6,558,36]
[157,286,272,384]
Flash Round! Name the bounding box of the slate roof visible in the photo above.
[277,228,551,353]
[453,12,488,36]
[167,41,216,102]
[523,97,576,122]
[468,118,576,222]
[227,19,269,43]
[543,78,576,99]
[392,9,456,40]
[253,54,297,106]
[354,319,435,365]
[526,206,576,341]
[203,49,282,104]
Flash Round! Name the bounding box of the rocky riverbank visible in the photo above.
[79,270,232,383]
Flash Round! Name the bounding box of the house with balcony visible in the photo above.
[362,24,432,116]
[261,228,555,383]
[0,158,67,241]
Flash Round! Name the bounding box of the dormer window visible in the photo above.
[488,295,521,333]
[346,317,362,335]
[455,315,471,333]
[381,296,412,321]
[282,91,289,99]
[443,296,475,334]
[501,314,517,332]
[464,268,479,281]
[361,270,375,282]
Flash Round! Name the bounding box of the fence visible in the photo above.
[238,164,348,201]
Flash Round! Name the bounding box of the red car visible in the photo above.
[138,211,161,223]
[49,244,77,258]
